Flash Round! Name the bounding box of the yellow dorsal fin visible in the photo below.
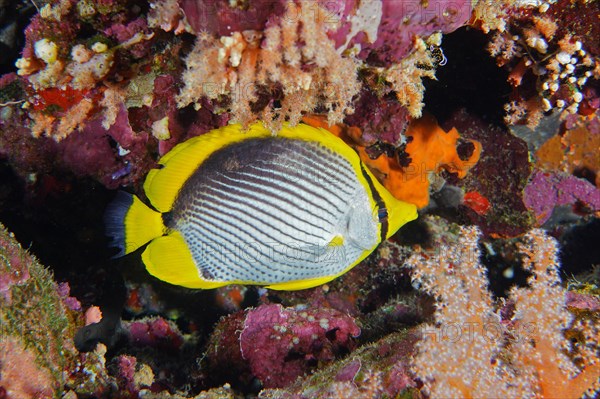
[142,231,228,289]
[143,121,363,212]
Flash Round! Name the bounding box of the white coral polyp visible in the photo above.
[34,38,58,64]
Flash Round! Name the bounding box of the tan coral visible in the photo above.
[176,0,359,133]
[509,230,600,399]
[407,225,600,399]
[384,36,438,118]
[31,98,94,142]
[148,0,191,34]
[536,117,600,186]
[100,86,126,129]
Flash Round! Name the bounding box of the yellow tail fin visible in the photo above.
[104,191,165,257]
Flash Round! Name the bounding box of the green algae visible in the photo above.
[0,223,81,398]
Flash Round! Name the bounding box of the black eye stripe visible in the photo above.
[359,163,388,241]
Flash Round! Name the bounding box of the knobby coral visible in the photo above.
[407,226,600,398]
[14,0,154,141]
[206,303,361,389]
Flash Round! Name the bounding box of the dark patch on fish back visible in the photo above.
[170,137,324,222]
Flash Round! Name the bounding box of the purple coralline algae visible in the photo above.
[207,303,360,389]
[484,0,600,127]
[181,0,472,65]
[59,105,153,189]
[258,329,421,398]
[524,169,600,225]
[329,0,472,66]
[126,316,184,350]
[344,89,411,145]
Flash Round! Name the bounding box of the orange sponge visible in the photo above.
[303,114,481,209]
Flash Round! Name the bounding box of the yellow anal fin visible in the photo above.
[142,231,228,289]
[266,275,338,291]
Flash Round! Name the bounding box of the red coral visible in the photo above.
[32,87,88,112]
[463,191,492,216]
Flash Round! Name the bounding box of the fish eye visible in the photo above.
[378,207,388,223]
[370,206,387,223]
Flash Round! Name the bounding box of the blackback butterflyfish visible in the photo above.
[105,122,417,290]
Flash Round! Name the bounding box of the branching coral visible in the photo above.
[407,225,600,398]
[483,0,600,127]
[383,33,442,118]
[176,0,360,132]
[14,1,155,142]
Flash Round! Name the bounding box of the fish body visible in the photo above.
[105,123,417,290]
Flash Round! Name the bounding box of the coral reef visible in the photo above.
[258,329,421,399]
[523,169,600,225]
[535,114,600,185]
[0,222,82,396]
[206,303,360,389]
[176,0,361,131]
[0,0,474,188]
[484,0,600,127]
[125,316,184,350]
[0,1,599,398]
[407,224,600,398]
[304,113,482,209]
[441,108,536,236]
